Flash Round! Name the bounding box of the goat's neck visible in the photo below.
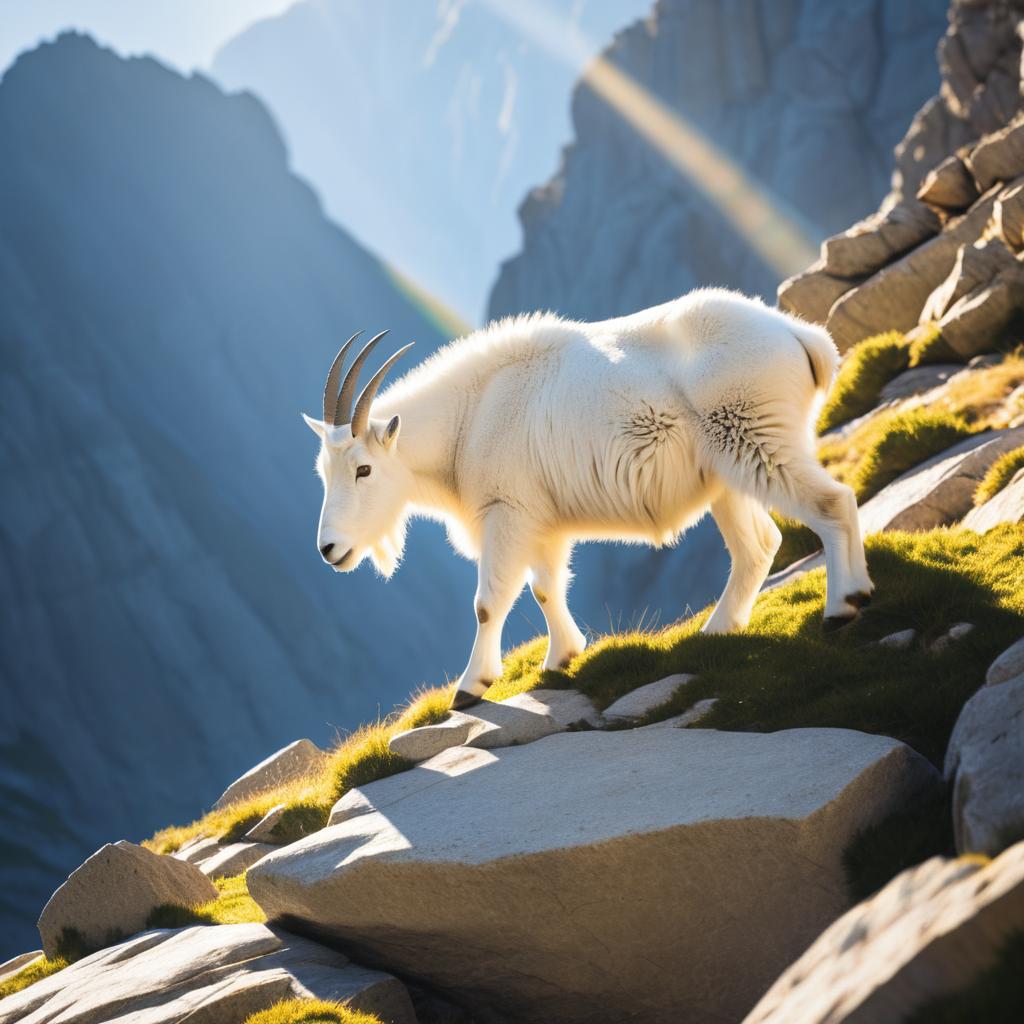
[374,378,469,517]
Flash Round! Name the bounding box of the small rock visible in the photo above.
[919,237,1019,324]
[387,712,480,763]
[987,637,1024,687]
[878,364,961,403]
[603,674,695,722]
[244,803,289,843]
[743,843,1024,1024]
[197,842,277,880]
[0,923,417,1024]
[0,950,43,982]
[945,675,1024,854]
[37,841,218,959]
[966,113,1024,190]
[931,622,975,654]
[171,836,221,867]
[674,698,718,728]
[520,688,604,730]
[994,180,1024,250]
[877,629,917,650]
[214,739,324,811]
[917,153,980,211]
[962,467,1024,532]
[777,263,857,327]
[938,262,1024,359]
[821,200,939,279]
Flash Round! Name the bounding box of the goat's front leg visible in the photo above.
[451,508,530,710]
[529,537,586,671]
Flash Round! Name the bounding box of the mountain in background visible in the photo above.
[0,32,479,960]
[210,0,654,323]
[489,0,949,321]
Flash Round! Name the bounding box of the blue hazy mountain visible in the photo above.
[211,0,655,324]
[0,32,481,959]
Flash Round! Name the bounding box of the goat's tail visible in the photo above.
[790,318,839,393]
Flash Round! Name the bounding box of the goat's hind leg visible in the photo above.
[529,537,586,671]
[769,457,873,627]
[704,489,782,634]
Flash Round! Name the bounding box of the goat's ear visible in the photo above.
[374,414,401,451]
[302,413,327,440]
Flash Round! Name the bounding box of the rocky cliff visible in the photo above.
[488,0,948,322]
[0,32,471,960]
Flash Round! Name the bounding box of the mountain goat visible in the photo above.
[304,289,872,709]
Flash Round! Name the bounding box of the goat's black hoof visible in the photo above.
[451,688,484,711]
[823,614,857,634]
[846,591,873,610]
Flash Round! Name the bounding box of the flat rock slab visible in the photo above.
[961,468,1024,532]
[37,840,217,959]
[215,739,324,810]
[945,674,1024,855]
[252,727,937,1024]
[859,427,1024,535]
[743,842,1024,1024]
[879,364,962,403]
[603,674,695,722]
[389,689,603,763]
[0,922,416,1024]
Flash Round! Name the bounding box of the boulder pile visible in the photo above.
[780,0,1024,354]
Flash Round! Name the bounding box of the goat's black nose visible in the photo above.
[320,543,336,560]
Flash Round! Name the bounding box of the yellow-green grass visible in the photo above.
[146,872,265,929]
[817,350,1024,492]
[908,323,957,367]
[975,445,1024,505]
[907,929,1024,1024]
[818,330,910,434]
[146,686,452,854]
[851,409,973,501]
[485,526,1024,767]
[0,955,68,1001]
[244,999,384,1024]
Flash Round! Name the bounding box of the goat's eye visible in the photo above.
[356,464,371,480]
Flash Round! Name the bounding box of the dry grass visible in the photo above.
[0,955,67,1001]
[975,446,1024,505]
[146,872,265,929]
[243,1000,384,1024]
[817,330,909,433]
[145,686,452,854]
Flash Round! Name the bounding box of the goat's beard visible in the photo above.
[370,516,408,579]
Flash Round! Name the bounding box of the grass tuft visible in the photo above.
[243,998,384,1024]
[146,872,265,929]
[0,955,68,1000]
[483,527,1024,766]
[975,446,1024,506]
[851,409,972,501]
[818,330,909,434]
[908,323,958,367]
[146,686,453,855]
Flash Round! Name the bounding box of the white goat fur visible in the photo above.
[305,289,872,706]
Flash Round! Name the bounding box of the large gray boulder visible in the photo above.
[214,739,324,810]
[250,727,937,1024]
[858,426,1024,534]
[945,672,1024,855]
[743,842,1024,1024]
[37,841,217,960]
[0,923,416,1024]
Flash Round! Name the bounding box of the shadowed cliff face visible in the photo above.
[0,32,480,959]
[488,0,949,322]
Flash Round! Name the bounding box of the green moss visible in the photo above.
[853,409,974,501]
[907,929,1024,1023]
[843,786,955,903]
[770,513,821,573]
[146,872,265,929]
[818,330,910,434]
[975,445,1024,506]
[243,999,384,1024]
[908,323,959,368]
[488,526,1024,766]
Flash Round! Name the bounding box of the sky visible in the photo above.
[0,0,297,77]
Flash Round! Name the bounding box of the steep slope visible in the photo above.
[0,33,470,960]
[488,0,948,322]
[210,0,654,322]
